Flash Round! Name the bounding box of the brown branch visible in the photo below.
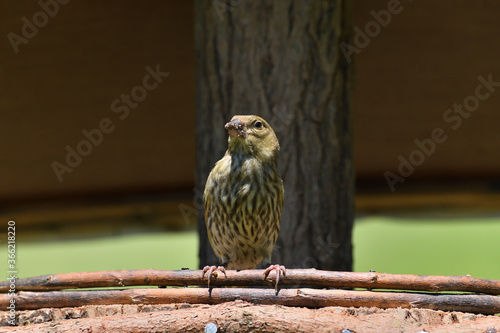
[1,269,499,295]
[1,287,499,314]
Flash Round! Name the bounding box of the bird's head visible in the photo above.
[225,115,280,164]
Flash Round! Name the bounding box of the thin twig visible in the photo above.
[1,269,499,294]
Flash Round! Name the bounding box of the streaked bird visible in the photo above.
[202,115,285,291]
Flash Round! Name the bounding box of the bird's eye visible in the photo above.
[254,121,263,129]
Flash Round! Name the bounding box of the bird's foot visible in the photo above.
[263,264,286,294]
[202,265,227,289]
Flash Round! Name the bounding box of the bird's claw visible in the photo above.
[263,264,286,294]
[202,265,226,289]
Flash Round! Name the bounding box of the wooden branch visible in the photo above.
[1,269,499,295]
[1,288,499,314]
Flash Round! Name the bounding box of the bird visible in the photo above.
[202,115,285,292]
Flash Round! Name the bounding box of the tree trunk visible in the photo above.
[195,0,354,270]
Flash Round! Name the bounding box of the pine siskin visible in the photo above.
[202,115,285,291]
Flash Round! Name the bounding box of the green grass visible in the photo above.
[1,216,499,280]
[1,231,198,278]
[353,216,500,280]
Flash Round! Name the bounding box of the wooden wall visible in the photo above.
[1,0,499,202]
[353,0,500,186]
[0,1,196,201]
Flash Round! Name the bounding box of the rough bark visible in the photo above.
[195,0,354,270]
[2,288,499,314]
[2,301,499,332]
[3,269,500,295]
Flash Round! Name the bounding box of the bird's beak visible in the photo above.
[225,118,246,139]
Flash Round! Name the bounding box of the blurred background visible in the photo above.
[0,1,499,279]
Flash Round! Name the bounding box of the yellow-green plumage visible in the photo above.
[204,115,284,270]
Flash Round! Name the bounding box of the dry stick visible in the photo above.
[1,269,499,295]
[0,288,499,314]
